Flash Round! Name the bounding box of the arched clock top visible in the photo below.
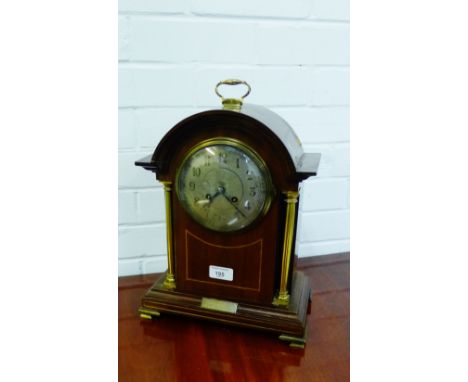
[136,104,320,189]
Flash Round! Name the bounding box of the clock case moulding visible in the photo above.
[135,102,320,347]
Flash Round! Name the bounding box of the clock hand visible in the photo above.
[209,190,222,201]
[207,185,246,218]
[196,187,224,206]
[207,185,227,203]
[221,193,246,218]
[201,190,221,205]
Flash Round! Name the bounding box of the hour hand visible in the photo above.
[206,185,227,203]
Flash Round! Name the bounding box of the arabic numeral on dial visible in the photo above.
[249,187,257,196]
[189,181,196,191]
[192,167,201,177]
[218,152,227,163]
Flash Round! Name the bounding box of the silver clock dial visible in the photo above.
[176,140,273,232]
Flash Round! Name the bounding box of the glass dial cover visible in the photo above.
[176,140,273,232]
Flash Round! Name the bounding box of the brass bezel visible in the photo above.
[175,137,275,233]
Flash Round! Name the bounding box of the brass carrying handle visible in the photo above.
[215,79,251,100]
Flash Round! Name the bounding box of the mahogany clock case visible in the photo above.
[135,103,320,340]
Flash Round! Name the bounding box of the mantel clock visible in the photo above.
[135,80,320,347]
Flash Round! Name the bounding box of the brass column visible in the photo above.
[273,190,299,306]
[161,181,176,289]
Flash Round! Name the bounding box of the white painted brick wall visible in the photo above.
[118,1,349,276]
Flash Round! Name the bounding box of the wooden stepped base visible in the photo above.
[139,270,311,346]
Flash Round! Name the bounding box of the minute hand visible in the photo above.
[221,193,246,218]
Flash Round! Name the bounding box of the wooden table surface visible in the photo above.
[119,253,349,382]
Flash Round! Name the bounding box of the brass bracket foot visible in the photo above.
[279,325,308,348]
[138,308,161,320]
